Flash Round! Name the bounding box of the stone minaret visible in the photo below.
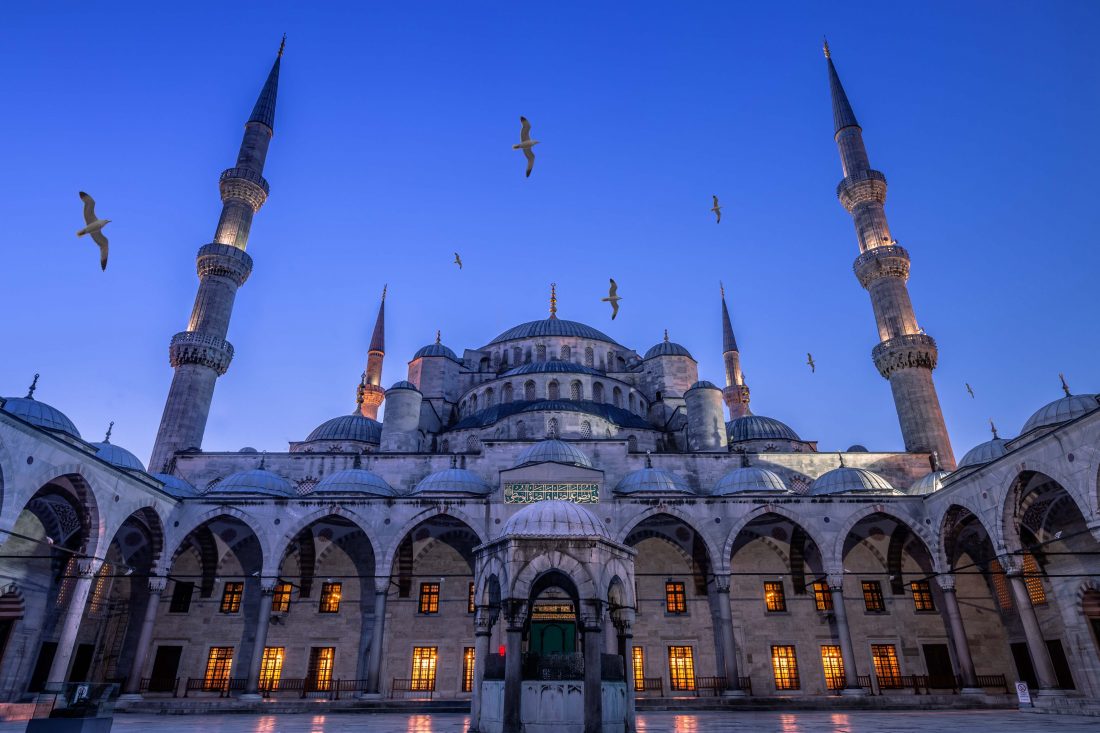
[357,286,387,419]
[720,283,751,419]
[825,41,955,468]
[149,39,284,472]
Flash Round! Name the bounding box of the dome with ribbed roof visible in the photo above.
[413,468,492,496]
[413,343,460,361]
[687,380,720,392]
[212,469,293,496]
[958,437,1008,469]
[614,467,692,495]
[489,319,617,346]
[388,381,420,392]
[909,470,950,496]
[2,397,80,438]
[93,442,146,472]
[312,469,397,496]
[515,440,593,468]
[154,473,199,497]
[502,500,611,539]
[727,415,800,442]
[644,340,693,359]
[503,361,604,377]
[1020,393,1098,436]
[305,414,382,443]
[810,466,897,496]
[713,467,789,495]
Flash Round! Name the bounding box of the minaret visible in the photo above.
[720,283,750,419]
[149,38,285,472]
[357,286,387,419]
[824,40,955,467]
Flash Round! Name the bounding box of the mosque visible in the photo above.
[1,39,1100,730]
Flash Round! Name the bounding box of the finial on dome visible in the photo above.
[549,283,558,318]
[104,421,114,444]
[353,452,362,469]
[663,329,669,343]
[740,451,751,468]
[259,452,267,470]
[837,451,846,468]
[645,449,652,469]
[26,373,39,399]
[278,33,287,58]
[822,36,831,59]
[989,418,999,439]
[435,330,441,344]
[930,450,942,472]
[1059,372,1071,397]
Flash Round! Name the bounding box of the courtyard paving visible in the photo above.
[1,710,1088,732]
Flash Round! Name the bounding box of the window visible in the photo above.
[821,645,845,690]
[861,581,885,613]
[468,582,476,614]
[536,345,547,361]
[470,394,478,411]
[632,647,645,692]
[592,382,604,403]
[169,581,194,613]
[411,647,438,691]
[319,582,342,613]
[524,380,536,401]
[546,418,558,438]
[871,644,901,688]
[517,422,527,439]
[613,387,622,408]
[89,564,110,614]
[764,581,787,612]
[585,347,594,367]
[466,435,480,453]
[307,647,335,690]
[627,435,638,452]
[1023,554,1046,605]
[272,582,292,613]
[548,381,560,400]
[771,645,800,690]
[570,381,582,400]
[203,647,233,691]
[665,582,687,615]
[513,347,522,365]
[628,393,636,412]
[484,388,494,407]
[259,647,284,691]
[910,581,935,612]
[580,421,592,439]
[419,583,440,614]
[667,646,695,691]
[560,345,571,360]
[989,559,1012,610]
[812,581,833,612]
[503,383,513,402]
[462,647,476,692]
[220,582,244,613]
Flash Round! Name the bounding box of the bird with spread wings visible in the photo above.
[454,252,463,269]
[806,353,816,373]
[512,116,540,177]
[76,192,111,270]
[601,278,622,320]
[711,195,722,223]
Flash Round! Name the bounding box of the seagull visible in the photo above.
[76,192,110,270]
[966,383,975,399]
[512,116,539,177]
[454,252,463,269]
[601,278,622,320]
[711,195,722,223]
[806,353,815,373]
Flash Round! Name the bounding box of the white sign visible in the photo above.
[1015,681,1031,705]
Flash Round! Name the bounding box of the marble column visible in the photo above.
[43,558,102,694]
[1005,561,1060,692]
[829,574,865,695]
[502,610,525,733]
[935,575,980,693]
[241,581,276,699]
[365,577,390,695]
[615,614,637,733]
[582,617,603,733]
[713,574,745,695]
[119,575,167,698]
[469,607,494,733]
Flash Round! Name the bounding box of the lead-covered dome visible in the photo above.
[713,466,789,495]
[727,415,800,442]
[516,440,592,468]
[615,467,692,495]
[93,442,146,472]
[305,414,382,443]
[686,380,720,392]
[313,469,396,496]
[154,473,199,497]
[413,342,460,361]
[489,318,617,345]
[413,467,492,496]
[2,397,81,438]
[1020,393,1099,436]
[957,437,1008,468]
[644,340,693,360]
[502,500,611,539]
[810,466,897,496]
[909,470,950,496]
[212,469,294,496]
[388,380,420,392]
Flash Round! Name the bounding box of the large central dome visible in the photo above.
[488,318,618,346]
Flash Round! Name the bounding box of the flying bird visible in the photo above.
[76,191,110,270]
[711,195,722,223]
[601,278,622,320]
[966,383,975,399]
[806,353,815,373]
[512,116,539,177]
[453,252,463,269]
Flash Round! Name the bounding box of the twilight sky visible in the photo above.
[1,1,1098,467]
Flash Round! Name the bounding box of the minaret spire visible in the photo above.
[358,286,387,419]
[720,283,750,418]
[827,43,955,468]
[150,41,284,472]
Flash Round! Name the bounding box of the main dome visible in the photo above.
[489,318,617,346]
[516,440,593,468]
[502,500,611,539]
[2,397,81,438]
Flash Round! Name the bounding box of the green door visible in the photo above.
[530,622,576,655]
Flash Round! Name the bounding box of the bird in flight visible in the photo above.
[454,252,463,269]
[711,195,722,223]
[601,278,622,320]
[512,116,539,177]
[806,353,815,373]
[76,191,110,270]
[965,383,975,399]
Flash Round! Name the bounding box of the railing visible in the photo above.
[390,678,435,700]
[183,677,244,698]
[972,674,1010,694]
[856,674,873,692]
[693,676,727,697]
[139,677,180,696]
[636,677,663,696]
[738,676,753,696]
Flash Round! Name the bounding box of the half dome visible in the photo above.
[614,467,692,495]
[312,469,396,496]
[713,466,789,495]
[93,442,146,472]
[502,500,611,539]
[1020,393,1098,436]
[305,414,382,443]
[2,397,80,438]
[810,466,897,496]
[212,469,294,496]
[727,415,800,442]
[413,468,492,496]
[516,440,593,468]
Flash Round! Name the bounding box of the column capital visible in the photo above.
[934,574,956,592]
[147,575,168,594]
[826,573,846,590]
[260,579,280,595]
[374,576,392,595]
[75,558,103,577]
[474,606,497,635]
[999,553,1024,575]
[503,598,527,630]
[712,574,732,594]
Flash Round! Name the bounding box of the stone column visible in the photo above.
[935,575,980,693]
[364,577,390,696]
[42,558,102,695]
[1005,560,1060,692]
[614,612,637,733]
[828,574,865,695]
[582,617,603,733]
[713,575,745,695]
[119,575,167,699]
[469,608,494,733]
[502,603,525,733]
[239,581,275,699]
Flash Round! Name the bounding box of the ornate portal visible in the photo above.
[504,483,599,504]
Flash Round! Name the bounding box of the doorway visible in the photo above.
[148,646,183,692]
[1010,642,1037,688]
[68,643,95,682]
[28,642,58,693]
[922,643,954,687]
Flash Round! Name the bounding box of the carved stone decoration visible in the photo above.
[169,331,235,375]
[836,168,888,210]
[219,167,270,212]
[196,243,253,286]
[871,333,938,379]
[853,244,911,288]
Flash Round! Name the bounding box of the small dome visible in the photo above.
[489,319,617,346]
[810,466,898,496]
[516,440,592,468]
[92,442,146,472]
[713,466,789,495]
[687,380,720,392]
[909,470,950,496]
[388,380,421,393]
[847,444,869,452]
[305,414,382,443]
[414,468,492,496]
[213,469,293,496]
[1020,393,1099,435]
[958,437,1008,468]
[615,467,692,495]
[503,361,604,377]
[2,397,81,438]
[239,447,259,453]
[727,415,800,442]
[502,500,611,539]
[644,341,693,360]
[153,473,199,497]
[413,342,460,361]
[313,469,397,496]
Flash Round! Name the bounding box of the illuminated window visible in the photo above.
[988,559,1013,610]
[468,582,476,614]
[411,647,438,691]
[764,581,787,612]
[861,581,885,613]
[1023,554,1046,605]
[821,645,845,690]
[203,647,233,690]
[665,582,687,615]
[258,647,284,691]
[871,644,901,688]
[319,582,342,613]
[89,564,111,614]
[812,581,833,612]
[910,581,935,612]
[220,582,244,613]
[419,583,440,614]
[667,646,696,691]
[55,558,76,608]
[632,647,645,691]
[307,647,335,690]
[272,582,292,613]
[771,645,800,690]
[462,647,475,692]
[169,581,194,613]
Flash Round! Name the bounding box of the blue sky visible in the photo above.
[1,1,1098,465]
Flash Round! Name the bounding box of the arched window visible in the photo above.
[500,350,508,367]
[524,380,536,401]
[467,435,480,453]
[517,421,527,439]
[479,357,490,372]
[585,347,594,367]
[492,352,501,369]
[628,393,636,412]
[441,439,450,453]
[606,351,614,370]
[470,394,478,411]
[560,345,571,360]
[627,435,638,452]
[536,344,547,361]
[580,421,592,439]
[570,380,582,401]
[503,383,514,402]
[592,382,604,403]
[513,347,522,365]
[546,417,558,438]
[612,386,622,408]
[524,348,532,364]
[548,380,560,400]
[484,387,494,407]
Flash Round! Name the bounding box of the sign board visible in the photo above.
[1015,681,1031,705]
[504,483,599,504]
[72,684,89,704]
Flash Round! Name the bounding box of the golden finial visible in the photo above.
[381,284,387,302]
[664,329,669,343]
[1059,373,1071,397]
[435,330,441,344]
[26,373,39,399]
[549,283,558,318]
[822,36,831,59]
[104,421,114,444]
[989,418,999,439]
[278,34,287,58]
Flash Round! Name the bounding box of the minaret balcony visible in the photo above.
[219,167,269,211]
[853,244,910,288]
[871,333,938,379]
[837,168,887,211]
[196,243,253,285]
[169,331,235,375]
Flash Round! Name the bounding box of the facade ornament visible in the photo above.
[103,421,114,443]
[26,373,39,399]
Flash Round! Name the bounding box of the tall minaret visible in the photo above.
[149,39,285,472]
[824,41,955,468]
[357,286,387,419]
[720,283,750,419]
